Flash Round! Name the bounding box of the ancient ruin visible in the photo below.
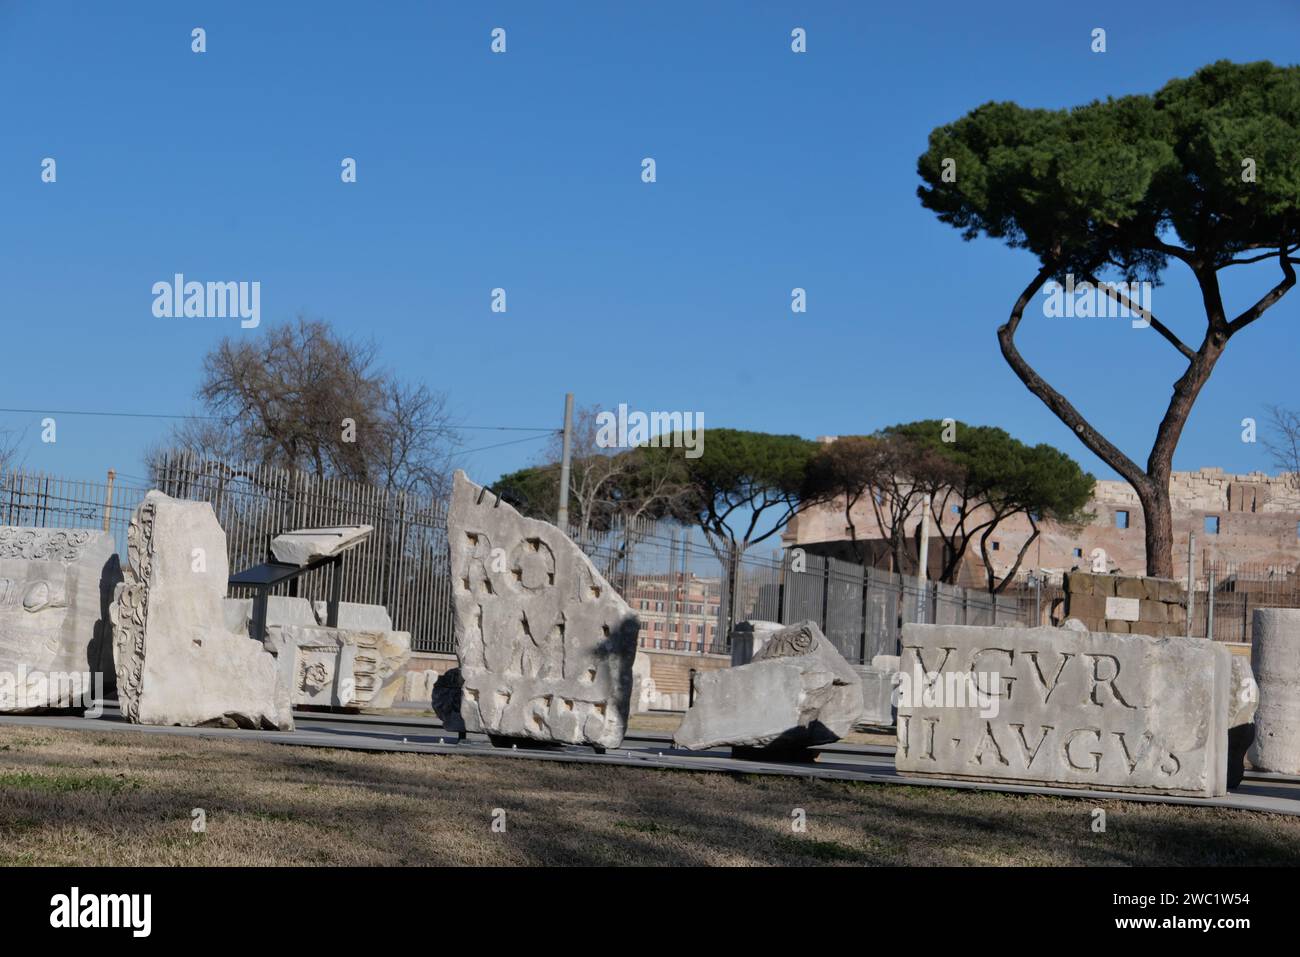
[112,491,293,729]
[674,620,865,753]
[896,623,1230,797]
[1248,608,1300,775]
[269,525,373,567]
[1227,655,1258,789]
[225,596,411,709]
[0,527,120,711]
[447,470,639,748]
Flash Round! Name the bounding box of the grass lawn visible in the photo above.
[0,724,1296,866]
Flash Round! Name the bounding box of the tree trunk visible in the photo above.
[997,264,1237,582]
[1138,480,1174,578]
[1141,330,1225,577]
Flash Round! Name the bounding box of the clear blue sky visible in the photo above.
[2,0,1298,491]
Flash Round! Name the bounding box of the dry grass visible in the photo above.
[0,724,1297,866]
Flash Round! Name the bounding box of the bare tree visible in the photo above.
[1266,405,1300,491]
[150,316,459,501]
[537,406,692,542]
[802,433,951,575]
[0,427,21,474]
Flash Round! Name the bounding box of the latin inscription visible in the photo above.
[895,625,1227,797]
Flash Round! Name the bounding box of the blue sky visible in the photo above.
[2,0,1298,491]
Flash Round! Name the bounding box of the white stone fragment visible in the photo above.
[111,491,293,730]
[0,528,121,711]
[447,471,639,748]
[896,624,1229,797]
[1249,609,1300,774]
[674,621,865,751]
[728,620,784,666]
[311,600,393,631]
[270,525,373,567]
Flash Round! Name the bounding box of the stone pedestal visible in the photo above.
[1249,608,1300,774]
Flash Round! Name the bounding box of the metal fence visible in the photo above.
[781,553,1028,664]
[0,458,456,654]
[0,458,1034,661]
[1190,560,1300,643]
[576,517,1032,664]
[0,469,144,555]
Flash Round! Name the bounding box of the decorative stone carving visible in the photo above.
[264,626,359,708]
[0,527,98,562]
[227,598,410,710]
[111,491,292,729]
[854,666,895,729]
[447,471,639,748]
[728,620,784,666]
[0,527,120,711]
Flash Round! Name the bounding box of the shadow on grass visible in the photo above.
[0,728,1297,866]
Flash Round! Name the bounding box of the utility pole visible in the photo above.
[556,392,574,529]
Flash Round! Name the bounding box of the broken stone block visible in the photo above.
[311,600,392,631]
[1227,655,1258,789]
[0,528,121,711]
[225,597,409,710]
[896,624,1229,797]
[1249,608,1300,774]
[222,595,317,636]
[353,628,410,709]
[266,625,359,708]
[268,624,409,710]
[728,620,784,666]
[111,491,293,730]
[270,525,373,567]
[447,471,639,748]
[853,666,895,729]
[674,621,865,752]
[403,668,438,706]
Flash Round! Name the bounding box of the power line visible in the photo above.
[0,406,218,421]
[0,406,555,432]
[458,433,554,456]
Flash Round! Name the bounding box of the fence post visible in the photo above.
[1207,560,1216,642]
[820,556,831,635]
[859,566,870,665]
[102,469,116,533]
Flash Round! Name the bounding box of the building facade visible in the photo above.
[785,460,1300,588]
